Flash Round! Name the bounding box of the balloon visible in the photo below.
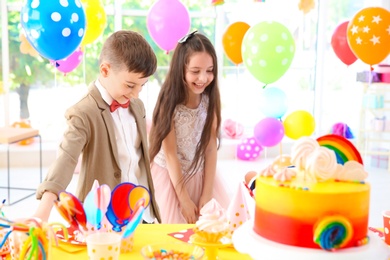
[331,21,357,66]
[259,87,288,118]
[283,110,315,140]
[147,0,190,53]
[80,0,107,46]
[52,48,84,74]
[20,0,86,61]
[347,7,390,66]
[254,117,285,147]
[54,191,87,230]
[106,183,136,232]
[236,136,263,161]
[222,21,250,65]
[242,21,295,84]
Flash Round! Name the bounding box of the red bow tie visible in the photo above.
[110,100,130,112]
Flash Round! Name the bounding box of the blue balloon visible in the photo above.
[259,87,288,118]
[21,0,86,61]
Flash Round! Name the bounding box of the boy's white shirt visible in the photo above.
[95,79,153,223]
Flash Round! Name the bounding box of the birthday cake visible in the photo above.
[253,135,370,250]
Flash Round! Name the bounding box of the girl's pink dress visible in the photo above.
[151,95,231,223]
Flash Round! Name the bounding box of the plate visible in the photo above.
[232,221,390,260]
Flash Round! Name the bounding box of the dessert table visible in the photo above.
[50,224,252,259]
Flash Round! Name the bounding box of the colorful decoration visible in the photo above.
[211,0,224,5]
[83,182,111,230]
[331,21,357,66]
[254,117,284,147]
[52,47,84,75]
[54,192,87,231]
[241,21,295,85]
[226,182,252,234]
[106,183,150,232]
[330,122,354,139]
[80,0,107,46]
[283,110,315,140]
[147,0,190,53]
[313,215,353,250]
[222,119,244,139]
[298,0,315,15]
[20,0,86,61]
[19,33,39,57]
[259,87,288,119]
[316,134,363,165]
[347,7,390,66]
[222,21,250,65]
[236,137,263,161]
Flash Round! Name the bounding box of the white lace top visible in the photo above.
[154,95,208,175]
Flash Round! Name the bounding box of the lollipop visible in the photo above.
[313,215,353,250]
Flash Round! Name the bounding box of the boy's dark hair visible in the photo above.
[99,30,157,77]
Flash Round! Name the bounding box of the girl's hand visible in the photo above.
[198,195,212,212]
[179,198,198,224]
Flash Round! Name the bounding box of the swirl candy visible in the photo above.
[306,147,338,181]
[291,137,319,170]
[313,215,353,250]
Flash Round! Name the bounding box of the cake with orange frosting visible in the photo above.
[253,135,370,250]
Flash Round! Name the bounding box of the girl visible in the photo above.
[149,31,230,224]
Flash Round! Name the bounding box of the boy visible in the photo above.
[34,30,161,223]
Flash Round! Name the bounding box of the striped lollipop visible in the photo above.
[316,134,363,165]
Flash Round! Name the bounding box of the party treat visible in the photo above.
[193,199,229,243]
[253,135,370,250]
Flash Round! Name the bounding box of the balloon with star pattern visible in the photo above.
[347,7,390,66]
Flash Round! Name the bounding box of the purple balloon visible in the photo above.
[51,48,83,74]
[254,118,285,147]
[147,0,190,53]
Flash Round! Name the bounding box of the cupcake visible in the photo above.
[193,198,229,243]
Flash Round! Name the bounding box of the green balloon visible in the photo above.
[242,21,295,84]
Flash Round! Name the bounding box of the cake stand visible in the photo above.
[190,234,231,259]
[232,221,390,260]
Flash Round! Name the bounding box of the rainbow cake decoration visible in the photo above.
[317,134,363,165]
[253,135,370,251]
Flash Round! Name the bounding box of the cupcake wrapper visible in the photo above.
[193,228,229,243]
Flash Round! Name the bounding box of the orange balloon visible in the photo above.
[347,7,390,65]
[222,22,250,65]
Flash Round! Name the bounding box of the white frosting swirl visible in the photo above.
[291,137,319,170]
[195,198,228,233]
[273,168,297,182]
[334,161,368,181]
[306,147,338,181]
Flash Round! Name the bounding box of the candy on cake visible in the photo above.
[193,198,229,243]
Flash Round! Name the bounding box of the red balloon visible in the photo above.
[331,21,357,66]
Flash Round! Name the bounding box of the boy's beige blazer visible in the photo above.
[36,82,161,222]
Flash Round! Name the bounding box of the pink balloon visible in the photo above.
[52,47,83,74]
[236,136,263,161]
[147,0,190,53]
[254,117,285,147]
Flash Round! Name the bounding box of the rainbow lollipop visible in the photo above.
[314,215,353,250]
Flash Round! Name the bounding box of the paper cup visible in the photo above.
[86,232,121,260]
[9,231,29,259]
[383,210,390,245]
[120,233,134,253]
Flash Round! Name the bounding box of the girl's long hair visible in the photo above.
[149,33,221,185]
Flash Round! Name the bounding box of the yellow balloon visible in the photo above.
[347,7,390,65]
[283,110,315,140]
[80,1,107,46]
